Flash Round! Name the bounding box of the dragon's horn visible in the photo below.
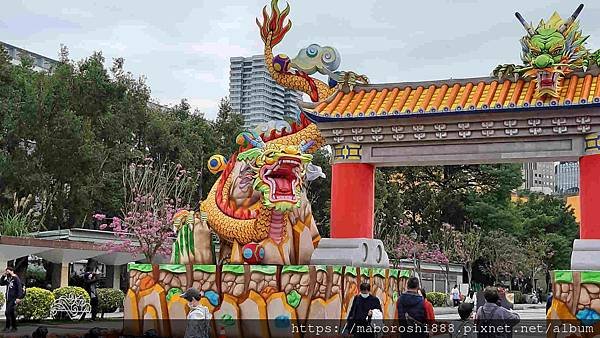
[300,140,315,153]
[515,12,535,36]
[237,131,265,148]
[558,4,584,33]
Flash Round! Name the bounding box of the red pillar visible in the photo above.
[579,153,600,239]
[330,163,375,238]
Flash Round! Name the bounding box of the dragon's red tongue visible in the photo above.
[275,177,292,193]
[540,73,554,86]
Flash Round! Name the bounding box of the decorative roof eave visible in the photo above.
[303,100,600,123]
[303,69,600,122]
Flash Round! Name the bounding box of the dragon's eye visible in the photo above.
[549,44,563,55]
[306,44,319,58]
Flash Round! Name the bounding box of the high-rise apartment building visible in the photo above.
[1,41,58,72]
[229,55,301,129]
[555,161,579,195]
[521,162,555,195]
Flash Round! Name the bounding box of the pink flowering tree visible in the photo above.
[395,231,449,278]
[94,158,197,263]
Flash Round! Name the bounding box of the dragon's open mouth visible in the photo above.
[260,157,302,203]
[535,70,562,97]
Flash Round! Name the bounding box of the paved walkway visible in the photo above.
[0,304,549,337]
[0,312,124,337]
[434,302,547,316]
[0,320,122,337]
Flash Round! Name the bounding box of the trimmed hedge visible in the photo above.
[426,291,448,307]
[513,291,526,304]
[52,286,91,319]
[16,287,54,321]
[98,288,125,314]
[53,286,91,303]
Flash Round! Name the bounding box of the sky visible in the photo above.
[3,0,600,120]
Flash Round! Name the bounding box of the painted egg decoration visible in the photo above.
[208,155,227,174]
[242,242,265,264]
[272,54,290,73]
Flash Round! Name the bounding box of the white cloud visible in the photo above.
[189,40,251,59]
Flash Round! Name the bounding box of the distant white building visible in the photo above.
[555,161,579,195]
[1,41,58,72]
[521,162,555,195]
[229,55,301,129]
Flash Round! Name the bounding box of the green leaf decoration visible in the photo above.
[250,265,277,275]
[220,314,235,326]
[167,287,183,302]
[554,270,573,284]
[193,265,217,273]
[128,263,152,272]
[282,265,309,274]
[581,271,600,284]
[345,267,357,277]
[159,264,186,274]
[286,290,301,308]
[222,265,245,275]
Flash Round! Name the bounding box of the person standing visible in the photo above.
[475,287,520,338]
[419,288,435,324]
[451,285,461,307]
[0,266,24,332]
[80,266,100,321]
[181,288,212,338]
[450,303,476,338]
[346,282,382,338]
[397,277,428,338]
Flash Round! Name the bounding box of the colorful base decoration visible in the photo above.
[125,263,410,337]
[549,270,600,335]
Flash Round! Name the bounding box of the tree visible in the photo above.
[95,159,197,263]
[453,226,483,285]
[213,97,245,156]
[480,229,522,283]
[519,237,553,282]
[306,147,332,236]
[0,49,150,230]
[395,222,449,277]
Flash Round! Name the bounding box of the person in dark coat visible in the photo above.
[475,287,520,338]
[346,282,382,338]
[0,266,24,332]
[397,277,428,338]
[80,266,101,321]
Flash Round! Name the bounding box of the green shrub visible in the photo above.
[53,286,91,303]
[98,288,125,314]
[0,292,4,309]
[426,291,448,307]
[512,291,526,304]
[16,287,54,321]
[51,286,91,319]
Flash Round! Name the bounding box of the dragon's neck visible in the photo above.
[254,206,288,244]
[264,33,335,102]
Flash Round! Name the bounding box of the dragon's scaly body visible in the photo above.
[171,0,367,265]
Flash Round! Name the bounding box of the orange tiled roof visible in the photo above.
[304,72,600,120]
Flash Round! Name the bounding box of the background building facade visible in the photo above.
[521,162,556,195]
[555,161,580,195]
[1,41,58,72]
[229,55,301,129]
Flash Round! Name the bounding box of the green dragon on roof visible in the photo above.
[493,4,600,99]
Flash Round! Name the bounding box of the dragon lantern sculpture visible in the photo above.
[493,4,600,99]
[170,0,366,266]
